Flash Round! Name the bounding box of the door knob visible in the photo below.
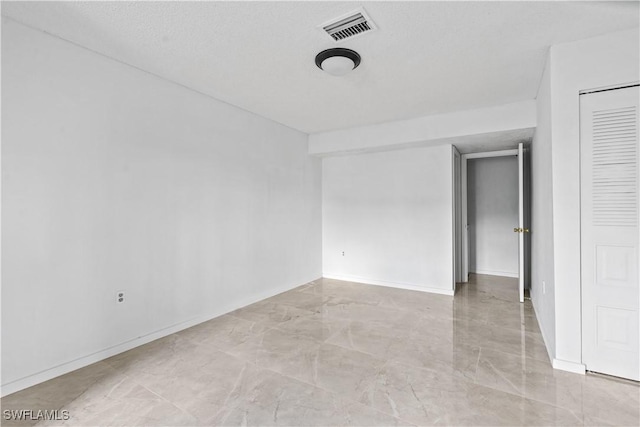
[514,227,522,233]
[524,228,530,233]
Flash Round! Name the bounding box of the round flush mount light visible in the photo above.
[315,48,361,76]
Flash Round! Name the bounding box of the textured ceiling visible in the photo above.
[3,1,639,133]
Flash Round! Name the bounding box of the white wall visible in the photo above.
[467,157,519,277]
[530,55,556,361]
[546,28,639,371]
[309,101,536,156]
[322,145,454,295]
[1,18,322,394]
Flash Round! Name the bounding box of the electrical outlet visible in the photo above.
[342,251,345,256]
[542,281,546,294]
[116,290,125,304]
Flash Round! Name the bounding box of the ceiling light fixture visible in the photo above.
[315,48,361,76]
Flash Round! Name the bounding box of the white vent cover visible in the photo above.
[319,8,377,42]
[592,105,638,227]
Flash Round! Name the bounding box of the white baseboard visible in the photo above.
[530,297,554,364]
[470,269,519,278]
[552,358,586,375]
[1,276,322,397]
[322,273,454,296]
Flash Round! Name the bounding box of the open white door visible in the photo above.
[581,85,639,381]
[517,142,525,303]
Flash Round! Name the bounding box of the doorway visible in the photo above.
[455,145,531,302]
[467,156,519,278]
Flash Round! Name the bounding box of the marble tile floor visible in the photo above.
[2,274,639,426]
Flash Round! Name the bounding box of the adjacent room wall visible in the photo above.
[1,18,322,394]
[322,145,454,295]
[547,27,639,372]
[467,157,519,278]
[530,54,556,361]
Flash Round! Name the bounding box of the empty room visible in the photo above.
[1,1,639,426]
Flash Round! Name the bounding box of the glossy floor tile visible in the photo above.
[2,274,639,426]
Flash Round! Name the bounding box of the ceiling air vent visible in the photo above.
[320,8,377,42]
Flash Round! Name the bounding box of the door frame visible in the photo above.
[452,146,462,292]
[459,149,519,284]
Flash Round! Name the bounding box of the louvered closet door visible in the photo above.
[581,85,639,381]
